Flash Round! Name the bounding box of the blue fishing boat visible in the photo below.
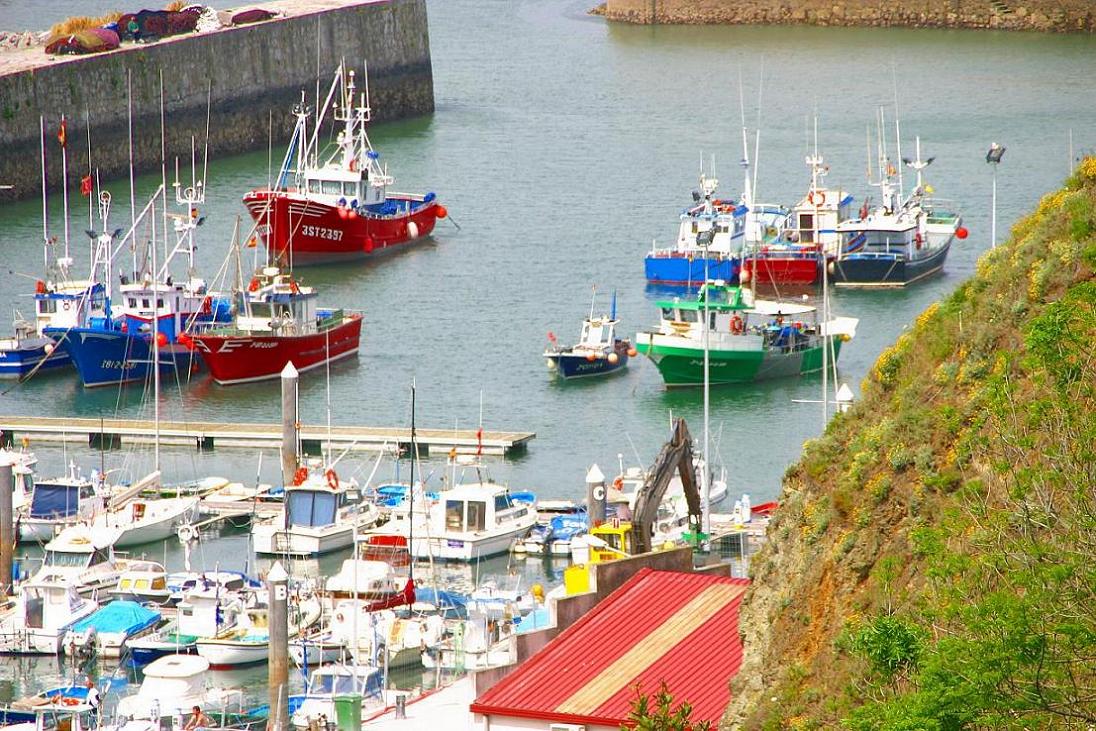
[832,133,965,288]
[48,185,231,388]
[544,291,633,380]
[644,174,747,287]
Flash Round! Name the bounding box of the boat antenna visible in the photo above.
[610,289,617,321]
[588,285,597,321]
[753,60,764,200]
[85,107,94,237]
[325,327,332,465]
[892,64,904,199]
[203,79,212,191]
[737,67,751,205]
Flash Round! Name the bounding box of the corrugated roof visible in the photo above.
[471,568,749,727]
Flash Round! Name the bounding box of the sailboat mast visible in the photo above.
[40,116,49,273]
[409,381,416,585]
[702,246,711,537]
[60,115,70,263]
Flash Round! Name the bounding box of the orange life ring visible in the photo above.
[292,466,308,486]
[807,190,826,207]
[248,278,260,292]
[730,314,744,334]
[290,280,300,294]
[35,280,47,295]
[62,697,79,707]
[612,477,623,490]
[325,469,339,490]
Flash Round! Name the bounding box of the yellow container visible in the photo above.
[564,564,591,595]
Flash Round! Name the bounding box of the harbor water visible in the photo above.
[1,0,1095,708]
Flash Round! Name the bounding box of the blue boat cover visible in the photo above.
[29,483,80,519]
[71,600,160,635]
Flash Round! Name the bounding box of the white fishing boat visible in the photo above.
[290,664,383,729]
[109,655,245,725]
[27,524,127,595]
[252,460,385,556]
[196,594,321,669]
[90,494,200,548]
[288,634,347,667]
[420,612,515,672]
[336,608,445,670]
[0,575,98,654]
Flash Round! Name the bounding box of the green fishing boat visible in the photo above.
[634,282,858,387]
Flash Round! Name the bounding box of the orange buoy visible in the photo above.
[435,205,448,219]
[248,278,261,292]
[35,280,47,294]
[155,332,168,347]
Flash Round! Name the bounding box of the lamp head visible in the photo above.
[986,143,1006,164]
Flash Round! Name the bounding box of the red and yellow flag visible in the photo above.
[57,117,67,148]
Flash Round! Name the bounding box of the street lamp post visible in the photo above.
[987,143,1006,249]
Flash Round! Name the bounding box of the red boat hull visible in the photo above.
[743,250,821,286]
[243,189,440,265]
[192,315,362,385]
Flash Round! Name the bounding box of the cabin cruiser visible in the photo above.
[90,494,199,548]
[109,655,246,726]
[379,481,537,562]
[128,583,248,665]
[253,460,385,556]
[17,463,106,543]
[0,575,97,654]
[196,594,321,668]
[27,525,127,595]
[109,561,171,605]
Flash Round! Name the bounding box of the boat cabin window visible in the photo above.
[690,221,699,234]
[142,298,151,308]
[709,312,718,329]
[44,550,92,568]
[38,299,57,314]
[445,501,463,531]
[445,500,486,532]
[313,672,366,695]
[466,501,486,531]
[343,182,358,198]
[582,323,604,345]
[248,302,272,319]
[678,309,698,323]
[494,494,514,512]
[322,181,342,196]
[156,298,164,309]
[661,308,674,320]
[129,298,137,308]
[308,180,322,194]
[798,214,815,243]
[287,490,337,527]
[90,548,109,565]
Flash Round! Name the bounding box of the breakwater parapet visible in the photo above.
[0,0,433,201]
[595,0,1096,32]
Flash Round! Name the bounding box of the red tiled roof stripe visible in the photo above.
[471,569,750,726]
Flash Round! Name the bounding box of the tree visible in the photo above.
[623,681,712,731]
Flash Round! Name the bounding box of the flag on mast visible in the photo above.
[57,117,67,148]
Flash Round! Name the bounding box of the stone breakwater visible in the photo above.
[0,0,434,201]
[595,0,1096,32]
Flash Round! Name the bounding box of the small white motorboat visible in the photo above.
[109,654,245,725]
[61,599,162,659]
[196,594,321,669]
[17,462,106,544]
[27,524,127,595]
[128,583,248,666]
[109,561,172,605]
[290,664,383,729]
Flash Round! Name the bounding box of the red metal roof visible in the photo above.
[471,568,750,727]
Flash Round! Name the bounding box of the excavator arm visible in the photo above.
[631,418,703,554]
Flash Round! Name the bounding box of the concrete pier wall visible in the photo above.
[0,0,433,201]
[598,0,1096,32]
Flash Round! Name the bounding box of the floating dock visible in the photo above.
[0,416,534,457]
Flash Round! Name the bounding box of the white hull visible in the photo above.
[409,525,533,562]
[18,518,69,543]
[289,637,346,667]
[100,498,199,548]
[252,525,357,556]
[196,640,269,668]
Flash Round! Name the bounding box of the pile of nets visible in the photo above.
[116,7,201,42]
[44,28,120,55]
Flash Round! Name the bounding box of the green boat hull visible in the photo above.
[636,339,844,386]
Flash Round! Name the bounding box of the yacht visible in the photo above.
[196,594,321,668]
[90,494,200,548]
[109,655,247,726]
[0,576,97,654]
[28,525,127,595]
[17,463,105,543]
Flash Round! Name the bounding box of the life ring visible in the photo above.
[349,158,358,172]
[612,476,623,490]
[61,300,71,311]
[35,280,46,294]
[62,697,80,707]
[730,314,744,334]
[248,278,260,292]
[292,466,308,486]
[807,190,826,207]
[764,226,778,239]
[290,280,300,295]
[325,469,339,490]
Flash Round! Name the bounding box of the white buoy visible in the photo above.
[43,343,54,355]
[407,221,420,239]
[607,352,619,365]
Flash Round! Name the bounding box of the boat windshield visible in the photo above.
[44,551,92,569]
[311,672,365,695]
[29,484,81,519]
[287,490,337,528]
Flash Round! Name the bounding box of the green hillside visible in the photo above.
[724,161,1096,729]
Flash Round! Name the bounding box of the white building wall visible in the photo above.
[473,712,616,731]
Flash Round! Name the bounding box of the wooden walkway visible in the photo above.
[0,416,534,457]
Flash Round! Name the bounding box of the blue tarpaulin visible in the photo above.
[29,483,80,519]
[71,600,160,635]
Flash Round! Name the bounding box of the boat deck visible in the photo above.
[0,416,534,457]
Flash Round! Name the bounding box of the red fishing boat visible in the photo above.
[243,64,446,265]
[187,267,361,385]
[742,148,854,287]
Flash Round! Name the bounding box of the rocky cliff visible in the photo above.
[725,164,1096,728]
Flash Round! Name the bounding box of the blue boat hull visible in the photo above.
[832,241,951,287]
[644,254,740,286]
[0,344,70,378]
[129,643,196,666]
[548,350,629,379]
[48,328,202,388]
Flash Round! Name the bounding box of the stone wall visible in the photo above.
[598,0,1096,32]
[0,0,433,201]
